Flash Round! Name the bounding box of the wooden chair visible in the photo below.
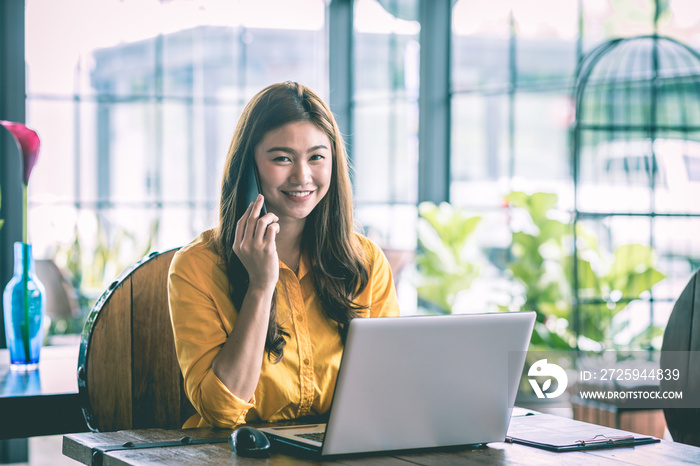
[77,248,197,432]
[660,268,700,447]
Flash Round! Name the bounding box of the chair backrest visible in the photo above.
[77,248,196,432]
[660,268,700,447]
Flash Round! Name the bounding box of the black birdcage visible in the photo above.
[571,34,700,351]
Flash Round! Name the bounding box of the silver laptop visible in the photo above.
[259,311,536,457]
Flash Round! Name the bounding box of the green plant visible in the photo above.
[414,202,482,314]
[572,241,666,349]
[74,216,159,293]
[46,215,159,337]
[504,191,574,350]
[504,191,666,351]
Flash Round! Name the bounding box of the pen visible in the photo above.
[576,434,635,446]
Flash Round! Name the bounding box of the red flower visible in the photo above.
[0,120,41,185]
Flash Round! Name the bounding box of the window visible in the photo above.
[352,0,420,251]
[25,0,328,299]
[448,0,700,350]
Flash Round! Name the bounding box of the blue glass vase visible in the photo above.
[3,242,45,371]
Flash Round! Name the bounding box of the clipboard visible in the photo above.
[505,413,660,452]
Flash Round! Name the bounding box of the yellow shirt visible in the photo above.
[168,229,400,428]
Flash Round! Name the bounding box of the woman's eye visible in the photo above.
[310,154,325,161]
[273,156,291,162]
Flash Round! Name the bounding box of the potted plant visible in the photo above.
[1,121,45,370]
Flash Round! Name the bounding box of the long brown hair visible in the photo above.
[215,82,369,362]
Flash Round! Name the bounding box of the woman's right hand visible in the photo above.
[233,194,280,291]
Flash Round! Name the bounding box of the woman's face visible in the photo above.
[254,120,333,224]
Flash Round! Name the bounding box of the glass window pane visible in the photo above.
[353,103,418,205]
[161,102,194,204]
[451,93,510,209]
[102,103,155,203]
[452,0,512,92]
[26,100,76,203]
[512,0,578,86]
[354,0,420,101]
[513,92,572,192]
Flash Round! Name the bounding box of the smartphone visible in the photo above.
[243,160,267,215]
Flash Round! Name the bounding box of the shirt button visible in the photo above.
[297,315,304,322]
[303,358,310,366]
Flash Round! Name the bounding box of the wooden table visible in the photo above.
[63,415,700,466]
[0,345,88,439]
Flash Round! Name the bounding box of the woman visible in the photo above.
[168,81,400,429]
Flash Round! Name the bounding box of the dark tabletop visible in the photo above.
[0,345,88,439]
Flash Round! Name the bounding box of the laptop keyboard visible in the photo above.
[294,432,325,443]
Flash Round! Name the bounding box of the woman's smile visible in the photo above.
[254,121,333,223]
[282,190,314,200]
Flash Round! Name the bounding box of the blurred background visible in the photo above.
[2,0,700,355]
[4,1,700,462]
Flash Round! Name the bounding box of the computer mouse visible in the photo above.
[228,426,271,458]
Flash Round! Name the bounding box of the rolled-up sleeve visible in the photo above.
[168,246,253,428]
